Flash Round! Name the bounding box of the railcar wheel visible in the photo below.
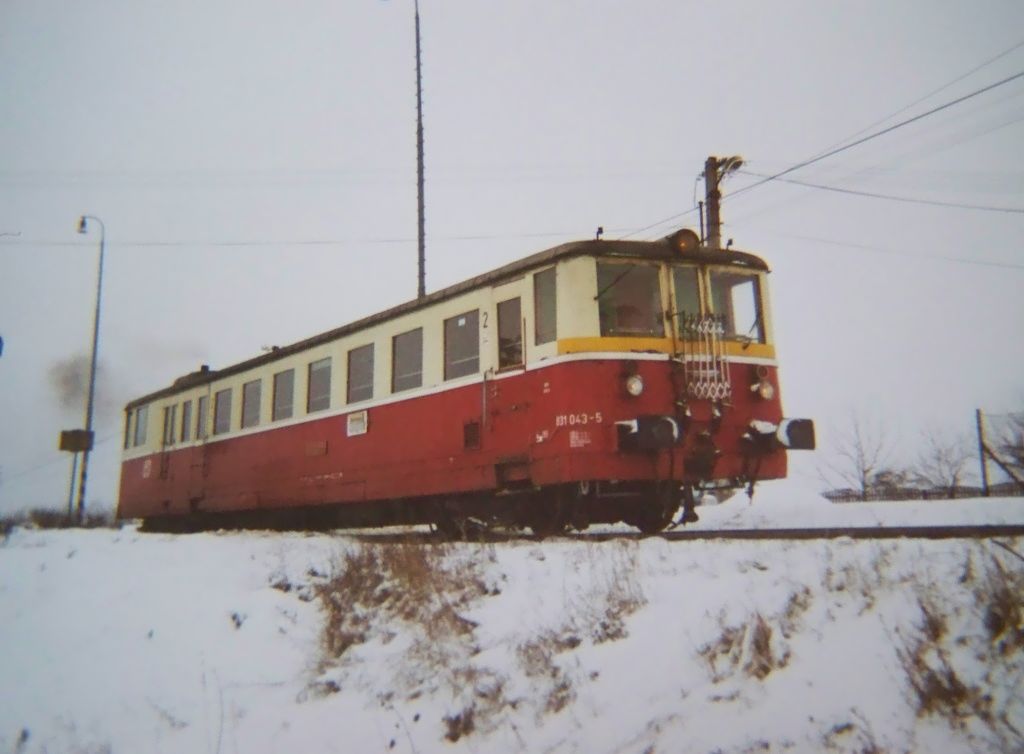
[433,513,462,540]
[627,481,680,535]
[630,504,674,535]
[523,489,568,539]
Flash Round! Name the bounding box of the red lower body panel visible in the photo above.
[118,358,788,519]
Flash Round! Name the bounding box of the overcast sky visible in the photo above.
[1,1,1022,513]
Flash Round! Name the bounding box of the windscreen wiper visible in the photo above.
[593,265,635,301]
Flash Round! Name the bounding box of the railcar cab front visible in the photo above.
[552,228,814,519]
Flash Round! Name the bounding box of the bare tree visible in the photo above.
[997,411,1024,471]
[819,411,897,501]
[914,428,972,499]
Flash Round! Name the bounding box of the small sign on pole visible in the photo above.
[59,429,94,453]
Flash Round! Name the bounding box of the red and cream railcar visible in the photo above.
[118,230,813,533]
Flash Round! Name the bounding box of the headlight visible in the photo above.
[753,379,775,400]
[625,374,644,397]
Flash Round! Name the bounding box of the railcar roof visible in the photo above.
[127,236,769,408]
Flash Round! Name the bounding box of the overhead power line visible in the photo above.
[620,69,1024,242]
[737,170,1024,215]
[730,69,1024,201]
[0,227,631,250]
[736,226,1024,271]
[813,38,1024,156]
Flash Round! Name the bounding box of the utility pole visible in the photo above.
[75,215,106,524]
[704,156,723,250]
[703,155,744,250]
[975,409,991,497]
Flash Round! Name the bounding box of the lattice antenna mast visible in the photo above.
[415,0,426,298]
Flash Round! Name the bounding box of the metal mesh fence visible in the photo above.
[978,410,1024,492]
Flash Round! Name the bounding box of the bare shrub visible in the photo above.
[744,614,777,680]
[979,557,1024,656]
[897,636,984,725]
[316,546,386,659]
[29,509,69,528]
[916,597,947,644]
[823,545,896,614]
[544,677,574,714]
[1,508,117,532]
[700,622,744,683]
[821,712,889,754]
[898,594,976,722]
[315,540,510,743]
[591,587,642,644]
[315,540,483,661]
[779,586,813,639]
[0,513,20,538]
[818,410,898,500]
[437,665,510,736]
[443,707,475,742]
[581,542,647,644]
[700,611,789,682]
[896,561,1024,750]
[914,428,972,498]
[516,631,578,717]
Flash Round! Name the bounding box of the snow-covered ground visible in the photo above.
[2,484,1022,754]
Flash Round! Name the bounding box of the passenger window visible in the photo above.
[123,411,133,449]
[241,379,261,428]
[272,369,295,421]
[347,344,374,403]
[709,270,764,343]
[196,395,209,440]
[596,262,664,337]
[534,268,556,345]
[392,328,423,392]
[497,298,523,368]
[307,358,331,413]
[181,400,193,442]
[162,405,177,446]
[444,310,479,380]
[213,388,232,435]
[133,405,149,447]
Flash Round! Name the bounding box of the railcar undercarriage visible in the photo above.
[137,479,718,537]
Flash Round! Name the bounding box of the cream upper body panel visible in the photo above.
[122,244,774,459]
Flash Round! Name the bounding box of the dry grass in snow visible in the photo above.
[2,508,1023,754]
[308,538,649,743]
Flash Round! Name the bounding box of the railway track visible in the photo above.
[348,523,1024,545]
[625,524,1024,542]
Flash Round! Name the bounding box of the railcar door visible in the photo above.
[485,291,536,486]
[186,444,207,509]
[187,391,211,509]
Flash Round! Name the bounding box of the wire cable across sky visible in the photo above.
[729,69,1024,201]
[623,68,1024,241]
[736,171,1024,215]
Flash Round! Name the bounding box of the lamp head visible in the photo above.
[719,155,744,175]
[77,216,88,234]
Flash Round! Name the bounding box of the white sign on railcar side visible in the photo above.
[347,410,369,437]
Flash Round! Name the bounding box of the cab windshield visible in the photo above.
[596,262,663,337]
[708,270,764,343]
[672,265,701,320]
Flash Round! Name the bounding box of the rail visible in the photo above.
[345,523,1024,545]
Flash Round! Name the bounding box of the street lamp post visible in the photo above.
[76,214,106,524]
